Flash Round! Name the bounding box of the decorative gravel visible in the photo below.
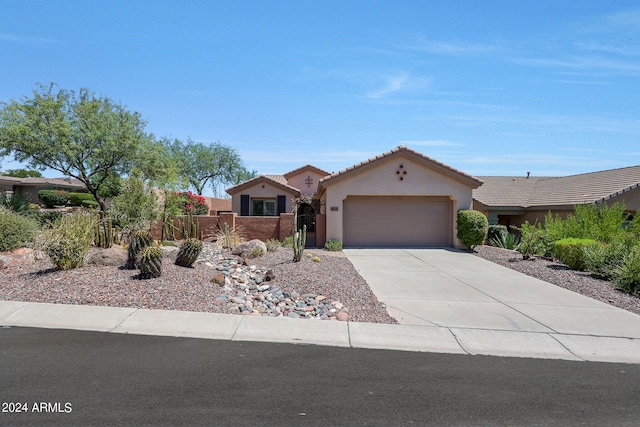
[474,245,640,316]
[0,244,396,324]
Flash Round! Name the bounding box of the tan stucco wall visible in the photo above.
[609,187,640,212]
[286,170,326,196]
[322,155,475,248]
[231,182,297,215]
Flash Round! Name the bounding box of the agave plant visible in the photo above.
[489,232,521,250]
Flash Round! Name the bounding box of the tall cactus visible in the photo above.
[95,213,114,249]
[139,246,163,279]
[292,224,307,262]
[175,238,203,267]
[126,229,154,269]
[178,211,199,240]
[224,223,232,249]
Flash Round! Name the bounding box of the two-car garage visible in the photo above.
[343,195,453,247]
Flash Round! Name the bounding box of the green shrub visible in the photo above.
[583,239,631,280]
[612,246,640,295]
[515,221,547,259]
[38,190,70,208]
[246,246,265,258]
[553,238,598,271]
[456,210,488,250]
[36,211,63,228]
[281,235,293,248]
[38,212,96,270]
[266,238,281,252]
[324,239,343,251]
[487,225,507,245]
[69,192,96,206]
[545,203,628,243]
[0,207,40,251]
[107,177,160,235]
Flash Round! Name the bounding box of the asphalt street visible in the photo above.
[1,327,640,426]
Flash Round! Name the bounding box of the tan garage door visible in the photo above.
[343,196,452,247]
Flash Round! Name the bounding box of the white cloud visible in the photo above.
[367,73,411,99]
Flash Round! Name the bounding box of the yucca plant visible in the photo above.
[175,238,203,267]
[139,246,163,279]
[126,229,154,269]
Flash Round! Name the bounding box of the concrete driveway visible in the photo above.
[344,248,640,362]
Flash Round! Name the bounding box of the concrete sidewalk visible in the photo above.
[2,248,640,364]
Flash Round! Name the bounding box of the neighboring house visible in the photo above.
[0,176,86,203]
[473,165,640,227]
[228,146,483,248]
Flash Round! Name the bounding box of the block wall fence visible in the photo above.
[151,212,327,247]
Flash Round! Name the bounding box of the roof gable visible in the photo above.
[283,164,330,180]
[318,146,483,192]
[226,174,300,196]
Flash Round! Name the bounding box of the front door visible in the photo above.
[297,203,316,248]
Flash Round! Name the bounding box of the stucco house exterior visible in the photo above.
[227,146,483,248]
[473,165,640,228]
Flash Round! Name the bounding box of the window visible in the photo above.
[252,199,276,216]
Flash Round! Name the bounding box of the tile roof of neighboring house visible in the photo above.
[0,176,86,189]
[225,174,300,195]
[474,165,640,208]
[472,176,551,207]
[283,164,331,180]
[318,145,484,189]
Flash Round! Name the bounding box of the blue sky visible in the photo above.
[1,0,639,196]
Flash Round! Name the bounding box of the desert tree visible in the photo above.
[0,83,163,211]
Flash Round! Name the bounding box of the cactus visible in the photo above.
[224,223,232,249]
[95,213,114,249]
[139,246,163,279]
[292,224,307,262]
[178,211,199,240]
[175,238,203,267]
[126,229,154,269]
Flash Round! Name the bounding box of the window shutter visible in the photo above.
[277,195,286,215]
[240,195,249,216]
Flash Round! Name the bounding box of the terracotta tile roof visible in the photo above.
[283,164,330,180]
[225,174,300,195]
[474,165,640,208]
[318,145,484,189]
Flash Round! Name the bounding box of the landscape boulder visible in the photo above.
[85,245,128,266]
[232,239,267,257]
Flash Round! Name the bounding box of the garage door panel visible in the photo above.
[344,196,452,247]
